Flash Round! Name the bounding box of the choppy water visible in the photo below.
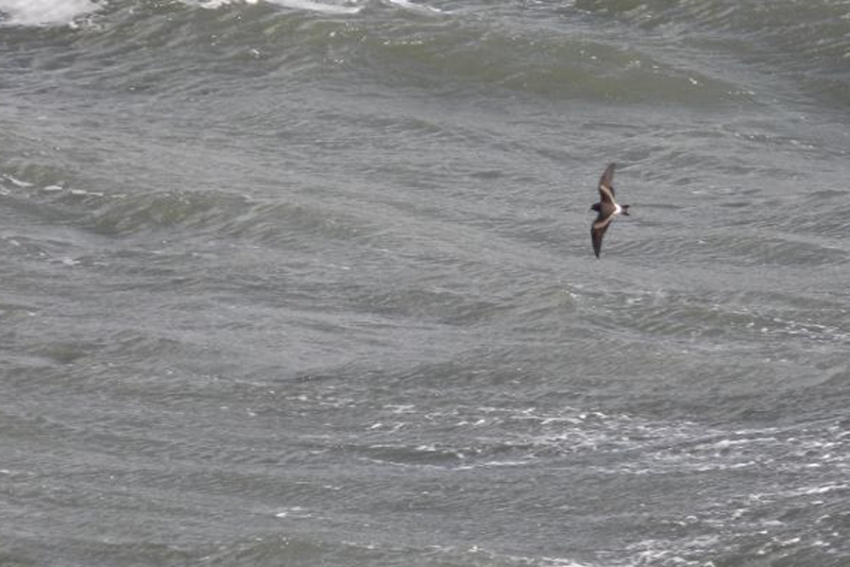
[2,1,850,565]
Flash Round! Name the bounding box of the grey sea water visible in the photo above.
[2,0,850,565]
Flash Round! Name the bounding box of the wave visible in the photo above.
[574,0,850,103]
[6,0,844,109]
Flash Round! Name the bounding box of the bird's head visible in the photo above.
[590,203,601,212]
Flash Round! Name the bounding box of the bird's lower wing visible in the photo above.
[591,219,612,258]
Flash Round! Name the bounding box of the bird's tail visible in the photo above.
[621,204,630,216]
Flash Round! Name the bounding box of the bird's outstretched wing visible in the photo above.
[591,213,614,259]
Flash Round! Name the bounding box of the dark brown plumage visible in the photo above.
[590,163,630,258]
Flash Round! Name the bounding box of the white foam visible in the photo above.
[0,0,100,26]
[273,506,311,519]
[2,175,33,188]
[187,0,361,14]
[183,0,258,7]
[186,0,442,15]
[383,0,442,14]
[270,0,361,13]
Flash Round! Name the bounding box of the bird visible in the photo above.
[590,163,630,258]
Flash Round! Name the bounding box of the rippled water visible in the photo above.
[2,1,850,566]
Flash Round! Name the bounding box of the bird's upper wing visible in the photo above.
[598,162,616,203]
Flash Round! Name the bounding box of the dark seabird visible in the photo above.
[590,163,630,258]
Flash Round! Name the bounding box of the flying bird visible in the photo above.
[590,163,630,258]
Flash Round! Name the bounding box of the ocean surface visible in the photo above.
[2,1,850,565]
